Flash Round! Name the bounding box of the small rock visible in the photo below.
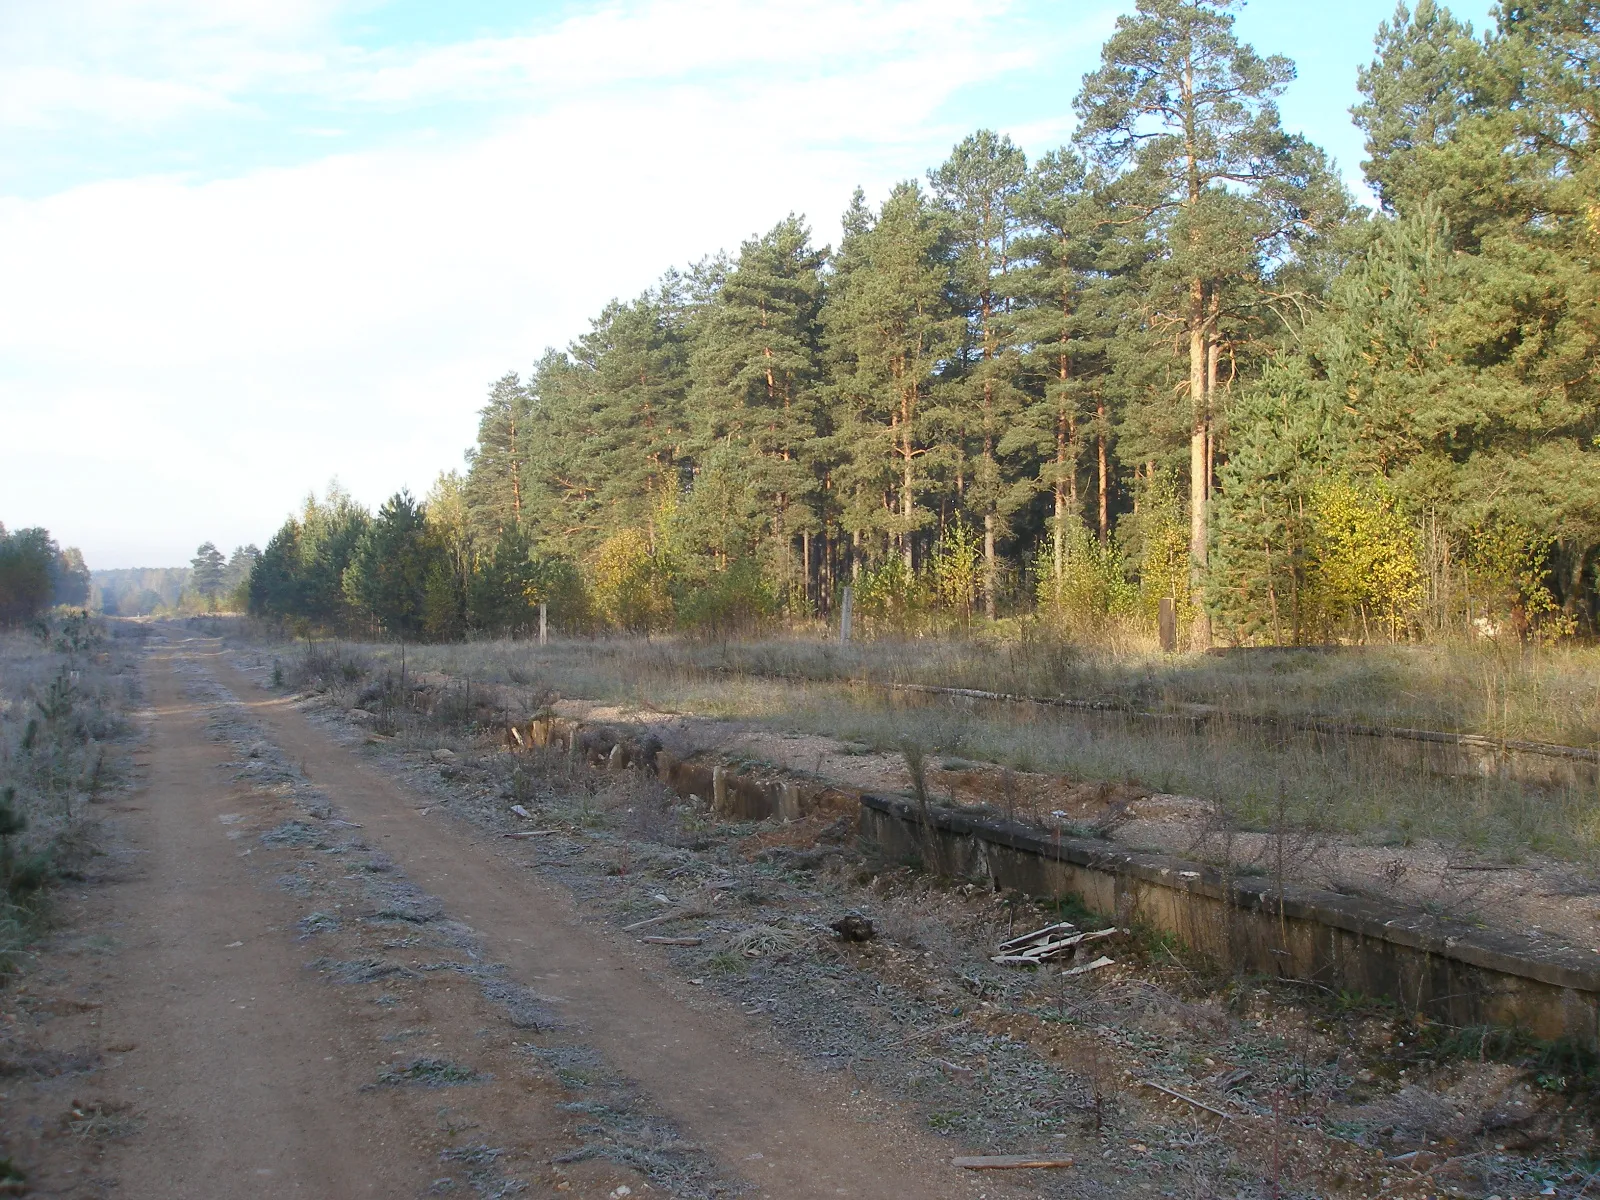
[829,912,876,942]
[510,804,531,819]
[247,741,268,759]
[431,748,457,764]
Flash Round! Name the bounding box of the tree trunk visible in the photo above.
[984,513,996,620]
[1054,407,1069,581]
[1207,316,1220,503]
[1188,277,1211,649]
[801,529,811,611]
[1096,403,1109,544]
[898,371,917,572]
[508,408,522,526]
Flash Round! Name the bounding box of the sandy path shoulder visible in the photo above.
[206,645,1001,1200]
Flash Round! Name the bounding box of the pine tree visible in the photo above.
[1208,358,1345,643]
[689,216,827,605]
[929,131,1029,616]
[190,542,226,609]
[522,280,693,557]
[823,182,960,572]
[52,546,91,608]
[221,545,260,611]
[1075,0,1327,645]
[0,527,58,626]
[1011,149,1117,576]
[343,491,438,639]
[464,373,531,541]
[1352,1,1487,220]
[423,472,473,638]
[247,485,370,628]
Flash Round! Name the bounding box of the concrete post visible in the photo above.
[780,782,802,824]
[712,765,730,818]
[839,586,853,644]
[539,603,547,646]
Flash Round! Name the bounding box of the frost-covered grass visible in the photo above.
[0,616,141,972]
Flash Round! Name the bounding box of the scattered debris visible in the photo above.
[990,923,1120,966]
[951,1154,1075,1170]
[996,920,1076,953]
[828,912,876,942]
[1061,954,1116,977]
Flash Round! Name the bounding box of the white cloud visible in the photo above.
[344,0,1014,103]
[0,0,1111,566]
[0,0,340,127]
[0,0,1037,129]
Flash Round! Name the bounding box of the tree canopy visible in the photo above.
[249,0,1600,645]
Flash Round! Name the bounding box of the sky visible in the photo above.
[0,0,1495,570]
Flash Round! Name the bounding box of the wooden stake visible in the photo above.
[622,909,710,932]
[1137,1079,1236,1120]
[951,1155,1075,1170]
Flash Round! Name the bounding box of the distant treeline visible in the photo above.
[92,568,188,617]
[251,0,1600,645]
[0,524,90,626]
[92,543,259,617]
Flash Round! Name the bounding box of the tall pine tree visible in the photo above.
[823,182,960,572]
[1075,0,1325,644]
[930,132,1029,616]
[689,216,827,605]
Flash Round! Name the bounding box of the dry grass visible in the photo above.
[270,626,1600,745]
[0,617,141,971]
[254,626,1600,863]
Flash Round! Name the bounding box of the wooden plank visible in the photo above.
[996,920,1077,953]
[503,830,561,839]
[994,926,1122,964]
[1061,955,1115,977]
[951,1155,1075,1170]
[641,936,702,946]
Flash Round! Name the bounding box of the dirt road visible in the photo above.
[4,636,1014,1198]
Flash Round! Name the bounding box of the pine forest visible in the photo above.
[248,0,1600,648]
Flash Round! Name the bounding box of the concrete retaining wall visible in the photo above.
[514,711,1600,1045]
[860,794,1600,1045]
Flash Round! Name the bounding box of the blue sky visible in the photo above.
[0,0,1493,568]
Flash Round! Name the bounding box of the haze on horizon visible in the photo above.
[0,0,1491,571]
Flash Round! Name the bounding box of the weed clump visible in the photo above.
[377,1057,482,1087]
